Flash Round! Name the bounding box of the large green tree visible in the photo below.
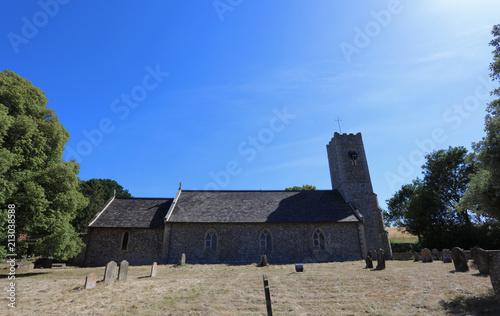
[73,178,132,233]
[461,24,500,220]
[0,70,87,260]
[385,147,474,248]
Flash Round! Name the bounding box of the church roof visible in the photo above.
[168,190,360,223]
[89,190,361,228]
[89,197,173,228]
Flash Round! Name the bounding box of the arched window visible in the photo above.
[121,231,129,251]
[259,229,272,252]
[313,228,326,250]
[205,229,218,252]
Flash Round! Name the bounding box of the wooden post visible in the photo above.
[263,274,273,316]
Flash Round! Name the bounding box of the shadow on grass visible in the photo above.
[440,290,500,315]
[0,272,49,278]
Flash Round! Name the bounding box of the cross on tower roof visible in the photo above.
[335,116,342,134]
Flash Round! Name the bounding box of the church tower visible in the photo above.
[326,132,392,258]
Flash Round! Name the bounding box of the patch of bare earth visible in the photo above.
[1,260,498,315]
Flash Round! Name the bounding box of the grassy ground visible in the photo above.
[1,260,498,315]
[387,226,419,243]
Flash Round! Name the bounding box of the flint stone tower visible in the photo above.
[326,132,392,258]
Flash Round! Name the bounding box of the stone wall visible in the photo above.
[83,227,164,267]
[165,222,362,264]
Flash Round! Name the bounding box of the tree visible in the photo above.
[73,179,132,233]
[285,184,317,191]
[385,147,474,248]
[461,24,500,220]
[0,70,87,260]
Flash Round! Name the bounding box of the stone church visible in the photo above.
[82,132,392,266]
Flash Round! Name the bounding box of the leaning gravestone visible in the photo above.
[365,251,373,269]
[104,261,117,284]
[442,249,452,263]
[471,247,490,275]
[118,260,129,281]
[488,252,500,303]
[374,249,385,270]
[421,248,433,263]
[451,247,469,272]
[84,273,97,289]
[150,262,157,277]
[432,248,440,261]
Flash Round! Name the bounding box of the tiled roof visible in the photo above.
[168,190,360,223]
[89,198,173,228]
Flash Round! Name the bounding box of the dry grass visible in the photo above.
[1,260,498,315]
[387,226,419,243]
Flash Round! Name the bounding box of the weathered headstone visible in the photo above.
[104,261,117,284]
[442,249,452,263]
[150,262,157,277]
[84,273,97,289]
[431,248,440,261]
[365,251,373,269]
[421,248,433,263]
[451,247,469,272]
[118,260,129,281]
[181,253,186,265]
[258,255,268,267]
[471,247,490,275]
[374,248,385,270]
[488,252,500,303]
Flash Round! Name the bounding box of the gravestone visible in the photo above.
[118,260,129,281]
[432,248,440,261]
[421,248,433,263]
[365,251,373,269]
[84,273,97,289]
[104,261,117,284]
[442,249,452,263]
[181,253,186,265]
[150,262,157,277]
[488,252,500,303]
[471,247,490,275]
[451,247,469,272]
[374,249,385,270]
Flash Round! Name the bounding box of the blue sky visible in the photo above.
[2,1,499,211]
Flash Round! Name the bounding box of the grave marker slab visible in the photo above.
[374,249,385,270]
[118,260,129,281]
[84,273,97,289]
[431,248,440,261]
[365,251,373,269]
[488,252,500,303]
[104,261,117,284]
[421,248,433,263]
[451,247,469,272]
[442,249,452,263]
[181,253,186,266]
[471,247,490,275]
[150,262,157,277]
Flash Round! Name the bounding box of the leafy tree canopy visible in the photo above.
[460,24,500,220]
[285,184,317,191]
[73,179,132,233]
[0,70,87,260]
